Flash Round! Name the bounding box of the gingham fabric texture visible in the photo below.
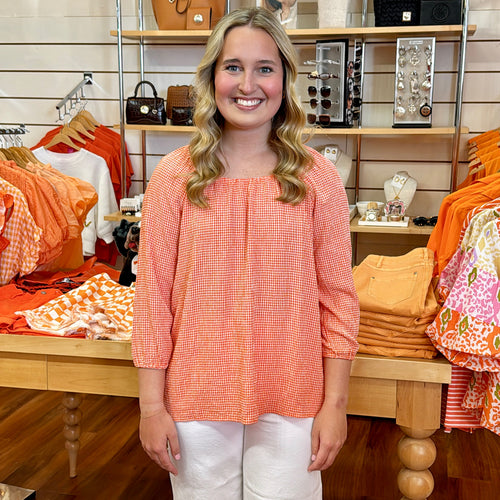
[17,273,134,339]
[0,181,41,285]
[132,145,359,424]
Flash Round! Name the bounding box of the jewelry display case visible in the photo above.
[393,37,436,127]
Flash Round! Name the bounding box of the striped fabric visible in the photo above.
[132,146,359,424]
[443,365,481,432]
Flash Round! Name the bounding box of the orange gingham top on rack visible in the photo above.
[132,146,359,424]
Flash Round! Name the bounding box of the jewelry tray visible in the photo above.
[358,216,410,227]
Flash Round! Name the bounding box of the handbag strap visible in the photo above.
[133,80,159,98]
[175,0,191,15]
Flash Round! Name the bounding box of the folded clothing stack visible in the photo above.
[353,247,440,359]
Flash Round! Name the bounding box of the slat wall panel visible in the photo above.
[0,0,499,218]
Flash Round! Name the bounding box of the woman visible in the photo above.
[132,7,359,499]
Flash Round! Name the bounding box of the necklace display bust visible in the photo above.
[384,171,417,212]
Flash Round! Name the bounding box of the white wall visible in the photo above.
[0,0,498,258]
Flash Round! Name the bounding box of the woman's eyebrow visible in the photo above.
[221,57,279,66]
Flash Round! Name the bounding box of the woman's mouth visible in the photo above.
[234,98,263,107]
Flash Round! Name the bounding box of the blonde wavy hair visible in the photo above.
[187,7,312,208]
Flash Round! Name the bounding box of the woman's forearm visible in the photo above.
[322,357,352,410]
[138,367,167,417]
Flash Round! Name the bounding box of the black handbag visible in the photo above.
[126,81,166,125]
[171,107,193,126]
[374,0,420,26]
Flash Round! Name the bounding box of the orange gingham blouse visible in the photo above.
[132,145,359,424]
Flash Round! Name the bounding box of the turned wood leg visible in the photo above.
[397,426,437,500]
[62,392,82,478]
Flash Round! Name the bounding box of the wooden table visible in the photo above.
[0,334,451,499]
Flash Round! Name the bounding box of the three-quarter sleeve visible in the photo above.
[310,153,360,359]
[131,153,186,368]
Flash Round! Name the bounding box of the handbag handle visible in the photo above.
[132,80,159,98]
[175,0,191,15]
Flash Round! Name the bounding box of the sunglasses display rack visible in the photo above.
[306,39,351,128]
[393,37,436,128]
[349,40,363,126]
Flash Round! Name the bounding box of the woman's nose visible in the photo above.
[238,71,256,94]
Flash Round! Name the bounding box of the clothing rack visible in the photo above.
[56,73,93,120]
[0,124,28,135]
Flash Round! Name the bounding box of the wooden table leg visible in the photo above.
[396,380,442,500]
[397,426,437,500]
[62,392,82,478]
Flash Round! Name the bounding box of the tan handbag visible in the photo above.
[167,85,196,120]
[152,0,226,30]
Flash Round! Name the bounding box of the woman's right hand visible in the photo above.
[139,407,181,475]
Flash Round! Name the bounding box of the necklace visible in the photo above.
[393,176,408,200]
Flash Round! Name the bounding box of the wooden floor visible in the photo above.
[1,387,499,499]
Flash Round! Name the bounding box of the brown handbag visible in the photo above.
[126,81,167,125]
[166,85,196,120]
[152,0,226,30]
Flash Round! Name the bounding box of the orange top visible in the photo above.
[0,160,68,265]
[132,146,359,424]
[427,173,500,274]
[468,130,499,147]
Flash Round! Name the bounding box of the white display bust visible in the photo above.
[320,144,352,187]
[384,171,417,212]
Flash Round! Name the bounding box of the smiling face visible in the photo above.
[214,25,284,135]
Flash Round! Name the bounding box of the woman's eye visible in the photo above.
[225,65,240,72]
[260,67,273,74]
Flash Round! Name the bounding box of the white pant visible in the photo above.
[170,413,322,500]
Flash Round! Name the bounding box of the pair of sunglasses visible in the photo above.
[413,216,438,226]
[307,71,338,80]
[318,114,333,126]
[306,114,334,126]
[308,86,331,98]
[310,99,339,110]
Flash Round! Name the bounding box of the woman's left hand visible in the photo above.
[307,402,347,472]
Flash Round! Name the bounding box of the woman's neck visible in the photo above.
[218,128,277,179]
[220,126,271,156]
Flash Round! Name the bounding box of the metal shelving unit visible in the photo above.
[113,0,474,225]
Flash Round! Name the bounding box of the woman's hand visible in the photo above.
[308,402,347,472]
[139,407,181,475]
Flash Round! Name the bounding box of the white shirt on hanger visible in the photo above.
[32,147,118,256]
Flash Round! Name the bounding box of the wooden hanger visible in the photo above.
[79,109,100,127]
[69,119,95,140]
[61,124,84,142]
[14,146,40,165]
[71,113,97,132]
[0,150,7,161]
[468,157,481,169]
[1,147,28,167]
[469,164,485,176]
[44,130,81,151]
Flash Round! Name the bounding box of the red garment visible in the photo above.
[0,284,63,336]
[12,256,121,292]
